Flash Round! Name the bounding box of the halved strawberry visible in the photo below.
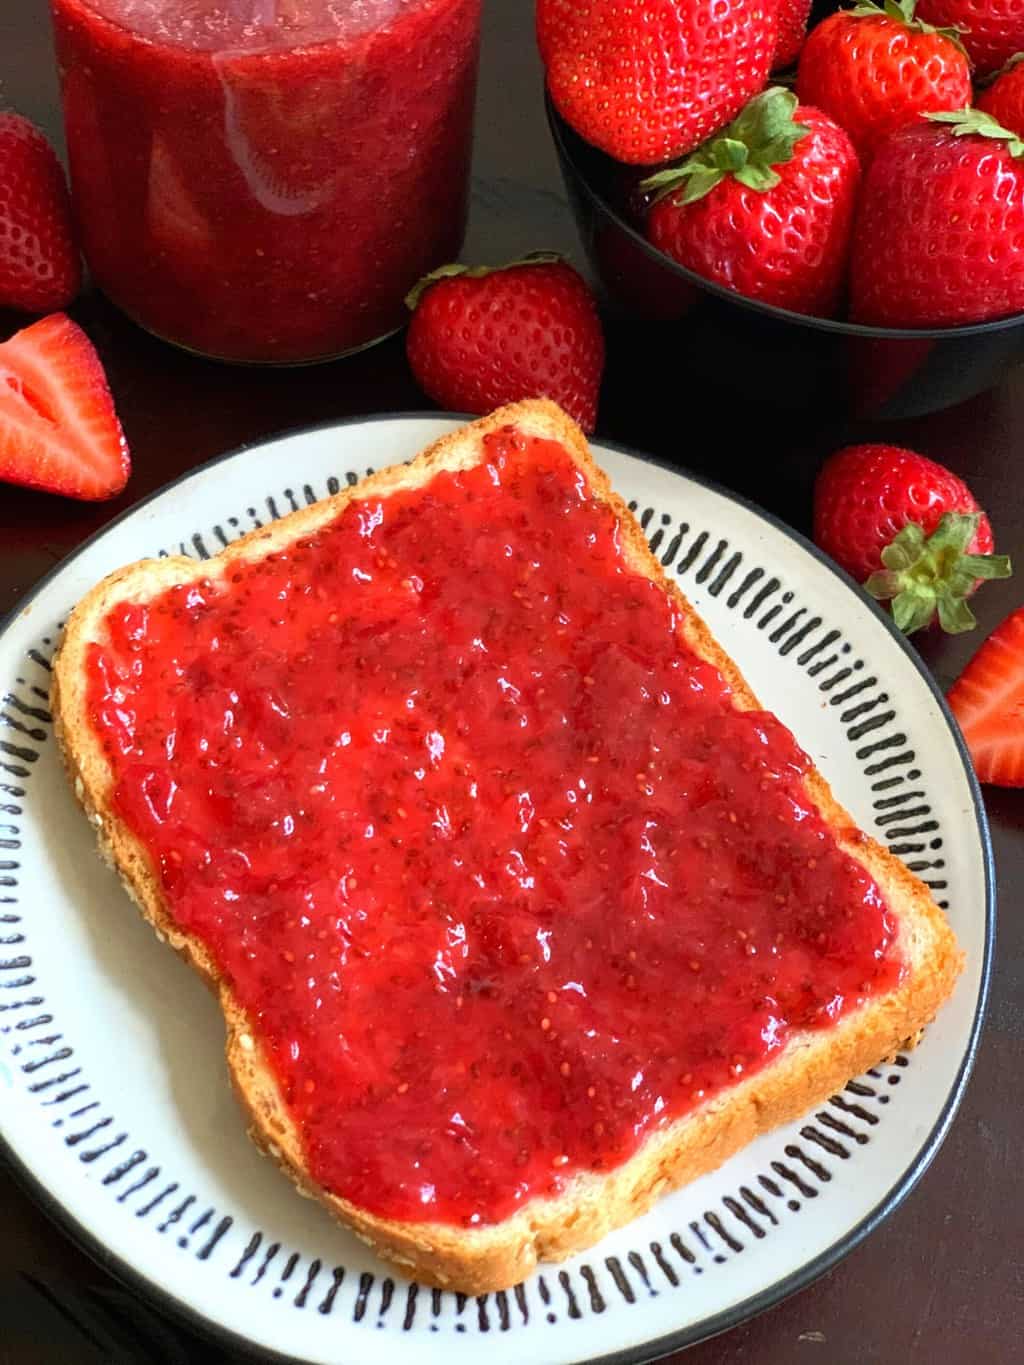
[948,607,1024,787]
[0,313,130,500]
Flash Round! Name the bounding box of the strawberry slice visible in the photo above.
[948,606,1024,787]
[0,313,129,500]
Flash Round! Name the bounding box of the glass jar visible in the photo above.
[49,0,482,364]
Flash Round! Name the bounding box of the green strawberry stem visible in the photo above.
[865,513,1012,635]
[848,0,967,53]
[926,108,1024,157]
[405,252,564,310]
[639,88,812,207]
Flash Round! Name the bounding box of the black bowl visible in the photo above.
[546,93,1024,421]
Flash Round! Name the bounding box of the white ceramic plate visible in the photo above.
[0,417,992,1365]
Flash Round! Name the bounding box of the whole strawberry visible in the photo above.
[948,606,1024,786]
[0,113,81,312]
[796,0,971,161]
[850,110,1024,326]
[641,88,860,317]
[536,0,779,165]
[917,0,1024,75]
[405,256,605,432]
[978,54,1024,135]
[775,0,813,68]
[813,444,1011,633]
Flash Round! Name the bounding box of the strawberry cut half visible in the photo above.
[948,606,1024,788]
[0,313,129,500]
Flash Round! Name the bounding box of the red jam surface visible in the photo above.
[50,0,479,362]
[85,431,902,1226]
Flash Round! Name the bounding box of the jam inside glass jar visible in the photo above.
[49,0,482,363]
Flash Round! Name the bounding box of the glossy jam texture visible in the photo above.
[85,431,902,1226]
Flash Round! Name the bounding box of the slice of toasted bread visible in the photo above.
[52,400,962,1293]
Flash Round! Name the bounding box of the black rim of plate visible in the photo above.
[0,412,996,1365]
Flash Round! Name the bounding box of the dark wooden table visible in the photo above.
[2,3,1022,1362]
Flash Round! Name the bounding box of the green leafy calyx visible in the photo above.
[639,88,812,207]
[847,0,967,54]
[405,252,564,310]
[865,513,1012,635]
[926,108,1024,158]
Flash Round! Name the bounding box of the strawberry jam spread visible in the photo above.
[84,429,902,1227]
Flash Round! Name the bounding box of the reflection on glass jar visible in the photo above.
[50,0,482,364]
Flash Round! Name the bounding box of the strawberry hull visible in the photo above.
[49,0,481,365]
[547,94,1024,422]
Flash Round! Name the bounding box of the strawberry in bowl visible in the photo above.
[641,88,860,317]
[917,0,1024,76]
[542,0,1024,419]
[536,0,779,164]
[978,55,1024,137]
[795,0,971,162]
[774,0,814,68]
[850,110,1024,327]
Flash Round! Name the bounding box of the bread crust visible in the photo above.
[51,400,963,1293]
